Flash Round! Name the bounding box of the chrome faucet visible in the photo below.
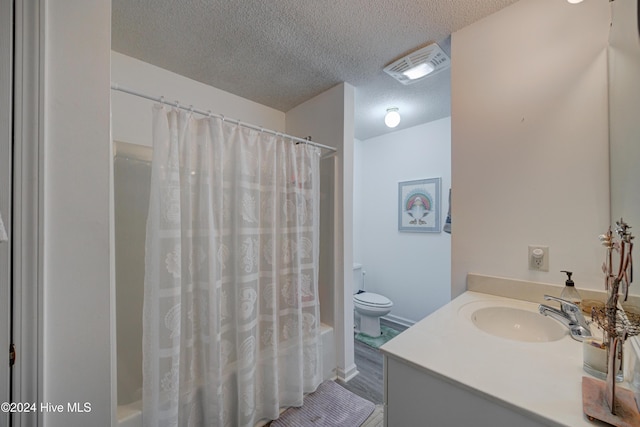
[538,295,592,341]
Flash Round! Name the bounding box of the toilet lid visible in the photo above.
[354,292,392,306]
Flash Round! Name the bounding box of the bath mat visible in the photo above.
[271,380,375,427]
[355,325,400,349]
[361,405,384,427]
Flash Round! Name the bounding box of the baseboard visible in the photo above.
[382,314,414,329]
[337,363,359,383]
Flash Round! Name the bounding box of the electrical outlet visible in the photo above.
[528,245,549,271]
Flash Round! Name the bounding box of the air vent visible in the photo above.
[383,43,450,85]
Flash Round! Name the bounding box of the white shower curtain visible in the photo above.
[143,105,323,427]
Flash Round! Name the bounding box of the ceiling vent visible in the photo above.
[383,43,450,85]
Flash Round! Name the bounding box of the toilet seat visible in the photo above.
[354,292,392,308]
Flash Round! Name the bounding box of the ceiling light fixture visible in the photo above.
[402,62,435,80]
[567,0,583,3]
[384,108,401,128]
[384,43,450,85]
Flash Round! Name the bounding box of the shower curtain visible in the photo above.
[143,105,323,427]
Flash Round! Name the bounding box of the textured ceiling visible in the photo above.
[112,0,519,140]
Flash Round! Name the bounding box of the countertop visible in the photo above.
[380,291,626,427]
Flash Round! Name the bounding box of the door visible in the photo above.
[0,0,13,425]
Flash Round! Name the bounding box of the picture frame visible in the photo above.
[398,178,441,233]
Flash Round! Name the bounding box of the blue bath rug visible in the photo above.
[271,380,375,427]
[355,325,400,349]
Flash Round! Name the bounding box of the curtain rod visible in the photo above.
[110,83,337,153]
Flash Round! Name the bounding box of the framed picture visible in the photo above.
[398,178,441,233]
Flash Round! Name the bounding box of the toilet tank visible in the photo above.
[353,263,363,292]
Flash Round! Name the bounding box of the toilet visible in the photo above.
[353,264,393,337]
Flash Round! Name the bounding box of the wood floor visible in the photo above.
[337,320,407,404]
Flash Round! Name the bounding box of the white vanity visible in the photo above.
[380,275,640,427]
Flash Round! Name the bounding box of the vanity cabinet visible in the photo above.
[384,356,547,427]
[379,290,610,427]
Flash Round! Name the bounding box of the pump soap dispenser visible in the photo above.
[560,270,581,307]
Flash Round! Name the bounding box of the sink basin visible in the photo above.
[470,306,566,342]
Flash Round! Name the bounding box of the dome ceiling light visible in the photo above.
[384,108,401,128]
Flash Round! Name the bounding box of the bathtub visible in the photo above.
[319,323,336,381]
[116,323,335,427]
[117,399,142,427]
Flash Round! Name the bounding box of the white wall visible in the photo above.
[609,0,640,239]
[286,83,357,382]
[353,138,364,264]
[451,0,611,298]
[355,118,451,325]
[111,52,285,147]
[43,1,114,425]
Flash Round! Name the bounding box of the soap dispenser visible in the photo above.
[560,270,581,307]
